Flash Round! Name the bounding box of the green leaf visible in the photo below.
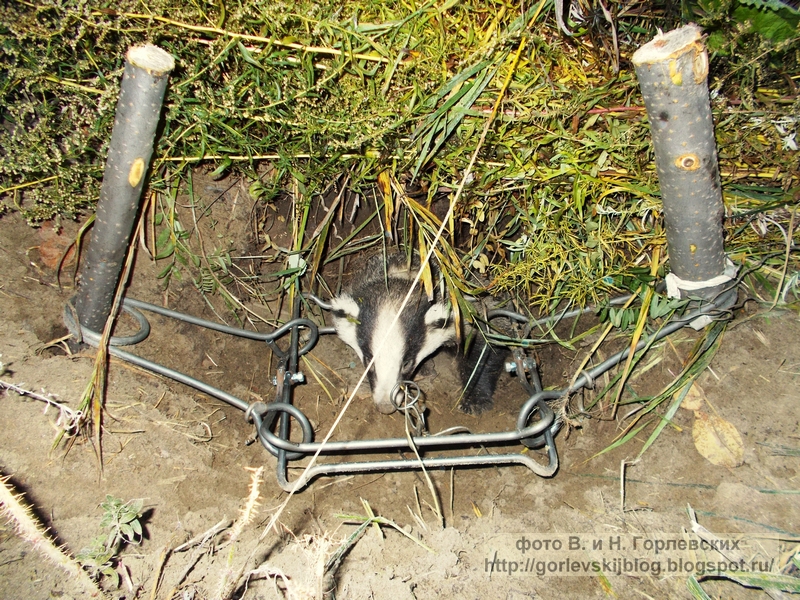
[739,0,799,15]
[237,40,265,70]
[155,225,171,249]
[102,566,120,588]
[636,379,691,458]
[733,3,800,42]
[687,575,712,599]
[590,418,653,459]
[157,263,175,279]
[209,158,233,180]
[707,571,800,592]
[154,240,175,260]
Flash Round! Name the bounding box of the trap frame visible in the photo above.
[64,285,737,492]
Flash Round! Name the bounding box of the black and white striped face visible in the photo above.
[330,283,455,414]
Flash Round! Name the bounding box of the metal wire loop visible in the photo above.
[390,380,422,411]
[251,402,315,460]
[63,297,151,347]
[391,381,427,435]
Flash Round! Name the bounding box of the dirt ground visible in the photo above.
[0,182,798,600]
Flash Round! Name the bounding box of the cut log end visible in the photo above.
[632,23,703,66]
[126,44,175,75]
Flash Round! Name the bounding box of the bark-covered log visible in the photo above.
[633,25,733,300]
[73,45,175,334]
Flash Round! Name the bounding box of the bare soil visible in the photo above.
[0,183,798,600]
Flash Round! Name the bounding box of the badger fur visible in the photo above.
[329,252,506,415]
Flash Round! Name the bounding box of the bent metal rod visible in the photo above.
[63,288,735,492]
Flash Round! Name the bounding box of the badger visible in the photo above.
[329,252,506,415]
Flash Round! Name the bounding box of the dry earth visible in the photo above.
[0,187,798,599]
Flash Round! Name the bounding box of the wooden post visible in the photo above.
[73,45,175,334]
[632,25,734,301]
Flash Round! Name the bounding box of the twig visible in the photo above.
[174,518,232,552]
[109,12,390,63]
[0,380,82,434]
[152,518,233,600]
[0,475,102,597]
[768,206,796,311]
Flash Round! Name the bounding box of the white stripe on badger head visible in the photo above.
[330,294,363,362]
[424,301,451,327]
[370,300,406,414]
[416,302,456,366]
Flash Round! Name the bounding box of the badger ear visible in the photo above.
[416,301,456,365]
[330,293,360,320]
[424,302,452,329]
[330,294,363,360]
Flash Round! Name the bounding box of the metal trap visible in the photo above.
[64,288,736,492]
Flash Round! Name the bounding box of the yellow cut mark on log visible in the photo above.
[669,59,682,85]
[692,42,709,83]
[128,157,145,187]
[675,153,700,171]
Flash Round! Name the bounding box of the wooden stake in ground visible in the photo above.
[73,45,175,335]
[632,25,733,301]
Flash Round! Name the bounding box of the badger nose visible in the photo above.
[375,396,398,414]
[373,380,421,415]
[374,381,413,414]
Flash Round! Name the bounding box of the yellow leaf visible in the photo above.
[417,234,434,301]
[377,171,394,238]
[692,410,744,468]
[680,381,705,412]
[471,501,482,518]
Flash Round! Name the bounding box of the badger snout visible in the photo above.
[374,392,399,414]
[367,342,409,414]
[370,375,421,414]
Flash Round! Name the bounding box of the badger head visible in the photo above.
[330,282,455,414]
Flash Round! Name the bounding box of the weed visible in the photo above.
[76,495,144,587]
